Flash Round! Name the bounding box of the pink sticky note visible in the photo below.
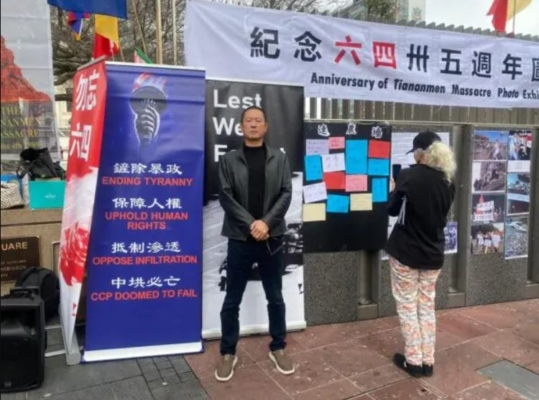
[346,175,368,192]
[329,137,345,150]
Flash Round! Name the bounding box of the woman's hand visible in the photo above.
[390,178,396,192]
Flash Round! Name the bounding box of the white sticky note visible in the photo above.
[306,139,329,155]
[322,153,345,172]
[350,193,373,211]
[303,182,328,204]
[303,203,326,222]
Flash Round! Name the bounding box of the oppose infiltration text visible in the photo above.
[92,255,198,266]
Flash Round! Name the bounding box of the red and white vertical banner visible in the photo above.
[59,61,107,350]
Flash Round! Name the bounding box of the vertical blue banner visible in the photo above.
[83,64,205,362]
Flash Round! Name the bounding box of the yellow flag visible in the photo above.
[95,14,120,49]
[506,0,532,20]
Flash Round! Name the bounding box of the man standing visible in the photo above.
[215,106,295,382]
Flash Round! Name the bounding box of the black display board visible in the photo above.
[302,122,392,253]
[204,79,304,203]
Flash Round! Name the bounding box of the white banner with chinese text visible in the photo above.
[185,0,539,109]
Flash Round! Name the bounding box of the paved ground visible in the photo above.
[4,299,539,400]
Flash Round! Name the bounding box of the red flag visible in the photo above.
[92,15,119,59]
[487,0,509,32]
[93,34,118,59]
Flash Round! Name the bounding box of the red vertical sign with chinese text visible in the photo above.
[58,61,107,350]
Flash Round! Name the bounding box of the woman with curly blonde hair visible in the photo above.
[386,131,456,379]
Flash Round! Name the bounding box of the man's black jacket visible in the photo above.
[218,144,292,240]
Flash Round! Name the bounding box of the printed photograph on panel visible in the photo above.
[508,131,532,161]
[472,194,505,224]
[507,199,530,215]
[444,222,458,254]
[507,173,530,202]
[505,215,529,260]
[473,131,508,161]
[472,161,507,193]
[471,223,504,255]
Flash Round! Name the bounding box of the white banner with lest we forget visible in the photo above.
[185,0,539,109]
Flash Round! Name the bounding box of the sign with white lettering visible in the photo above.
[1,236,40,282]
[186,0,539,109]
[204,79,304,201]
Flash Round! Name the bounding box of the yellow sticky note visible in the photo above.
[303,203,326,222]
[350,193,373,211]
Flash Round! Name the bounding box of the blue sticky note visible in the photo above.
[368,159,390,176]
[327,194,350,213]
[372,178,388,203]
[345,140,368,174]
[305,155,323,181]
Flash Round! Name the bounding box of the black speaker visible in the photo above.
[1,287,46,393]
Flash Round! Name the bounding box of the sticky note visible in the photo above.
[323,172,346,190]
[372,178,388,202]
[305,155,323,181]
[327,194,350,213]
[303,182,327,204]
[368,159,390,176]
[322,153,345,173]
[350,193,373,211]
[369,140,391,158]
[306,139,329,155]
[345,140,368,174]
[346,175,368,192]
[303,203,326,222]
[329,137,345,150]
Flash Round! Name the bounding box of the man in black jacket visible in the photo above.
[215,106,294,382]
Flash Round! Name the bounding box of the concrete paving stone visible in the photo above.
[112,376,154,400]
[24,356,142,399]
[45,328,64,347]
[143,370,161,382]
[348,365,409,394]
[152,380,209,400]
[293,379,362,400]
[148,378,169,392]
[155,360,173,370]
[159,368,177,378]
[472,330,539,366]
[38,384,114,400]
[259,348,342,395]
[478,360,539,400]
[140,363,158,374]
[450,381,529,400]
[153,356,169,363]
[137,358,155,367]
[423,342,502,396]
[162,374,181,385]
[180,371,198,382]
[369,379,441,400]
[1,392,27,400]
[171,357,191,374]
[167,355,184,362]
[200,366,288,400]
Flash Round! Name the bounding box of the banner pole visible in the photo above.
[512,0,517,34]
[172,0,178,65]
[155,0,163,64]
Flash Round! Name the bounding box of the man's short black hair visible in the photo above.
[241,106,267,123]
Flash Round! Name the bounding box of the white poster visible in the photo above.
[185,0,539,109]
